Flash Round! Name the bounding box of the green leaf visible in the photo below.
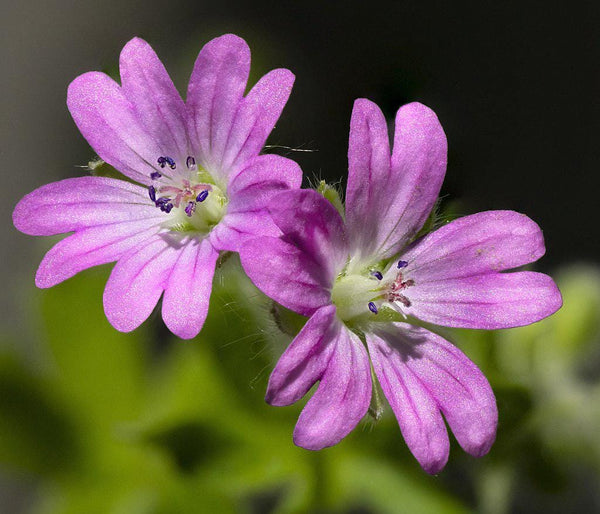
[0,350,81,475]
[39,266,148,431]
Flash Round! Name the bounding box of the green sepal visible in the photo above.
[270,301,308,337]
[88,158,137,184]
[368,360,385,421]
[317,180,345,219]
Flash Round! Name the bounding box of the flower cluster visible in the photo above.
[13,35,562,473]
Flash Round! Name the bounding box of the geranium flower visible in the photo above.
[13,35,301,339]
[240,100,562,473]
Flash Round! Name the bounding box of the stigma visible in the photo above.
[387,268,415,308]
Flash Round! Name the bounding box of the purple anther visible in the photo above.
[368,302,378,314]
[158,200,173,213]
[397,260,408,269]
[165,156,176,169]
[155,197,170,210]
[150,171,162,180]
[157,156,166,168]
[186,156,196,169]
[148,185,156,202]
[196,190,209,202]
[184,201,196,217]
[371,271,383,281]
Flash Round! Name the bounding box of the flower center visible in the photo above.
[147,155,227,234]
[330,258,415,325]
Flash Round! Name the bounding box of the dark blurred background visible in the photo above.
[2,1,599,513]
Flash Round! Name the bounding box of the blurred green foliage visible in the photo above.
[1,262,599,513]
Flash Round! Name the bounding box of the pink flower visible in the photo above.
[13,35,301,339]
[240,100,562,473]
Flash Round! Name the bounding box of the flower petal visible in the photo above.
[103,234,184,333]
[161,237,218,339]
[400,210,547,281]
[67,72,164,185]
[372,102,447,260]
[407,271,562,329]
[370,325,497,466]
[367,329,449,474]
[240,236,331,316]
[119,37,189,160]
[13,177,160,236]
[221,68,295,177]
[266,304,337,406]
[227,154,303,210]
[210,154,303,251]
[186,34,250,175]
[345,99,391,261]
[268,190,349,285]
[35,220,162,288]
[210,211,280,253]
[293,321,371,450]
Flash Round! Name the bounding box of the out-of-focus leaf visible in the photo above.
[496,265,600,385]
[39,266,147,430]
[330,452,471,514]
[490,383,534,458]
[0,351,81,475]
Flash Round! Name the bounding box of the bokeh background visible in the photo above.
[2,1,599,513]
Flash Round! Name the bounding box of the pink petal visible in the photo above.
[67,72,164,185]
[401,210,547,281]
[383,102,447,255]
[186,34,250,175]
[119,37,189,160]
[227,154,303,210]
[103,234,183,333]
[35,220,162,288]
[240,236,332,316]
[407,271,562,329]
[268,190,349,286]
[210,211,281,253]
[368,325,497,473]
[221,68,295,177]
[210,154,303,251]
[162,237,218,339]
[293,322,371,450]
[345,99,391,262]
[13,177,159,236]
[367,330,449,474]
[370,102,447,260]
[266,304,337,406]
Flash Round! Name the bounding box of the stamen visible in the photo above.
[371,271,383,281]
[196,190,209,203]
[157,156,166,168]
[165,156,176,169]
[150,171,162,180]
[148,185,156,202]
[397,260,408,269]
[155,197,173,213]
[368,302,378,314]
[186,156,196,169]
[184,201,196,217]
